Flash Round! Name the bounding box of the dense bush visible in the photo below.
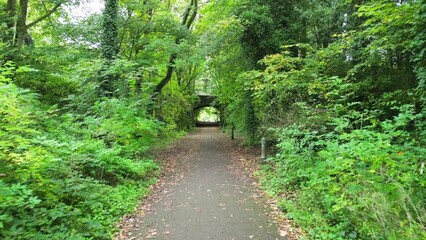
[0,64,163,239]
[250,45,426,239]
[261,105,426,239]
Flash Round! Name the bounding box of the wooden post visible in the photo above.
[231,124,235,140]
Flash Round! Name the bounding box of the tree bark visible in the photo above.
[153,54,177,93]
[185,0,197,29]
[15,0,28,48]
[6,0,16,29]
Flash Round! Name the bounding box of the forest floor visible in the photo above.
[115,127,300,240]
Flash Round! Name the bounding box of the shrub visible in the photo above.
[0,64,163,239]
[261,105,426,239]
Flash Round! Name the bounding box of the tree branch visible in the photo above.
[153,54,177,94]
[152,0,198,95]
[26,2,62,29]
[181,0,192,25]
[185,0,197,29]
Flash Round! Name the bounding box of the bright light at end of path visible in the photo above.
[197,107,220,122]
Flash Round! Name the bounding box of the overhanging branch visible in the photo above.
[26,2,62,29]
[152,0,198,95]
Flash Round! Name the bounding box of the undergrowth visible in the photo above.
[260,105,426,239]
[0,64,175,239]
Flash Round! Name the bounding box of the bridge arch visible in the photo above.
[193,95,223,127]
[193,95,218,110]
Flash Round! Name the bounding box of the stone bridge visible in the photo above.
[194,95,222,127]
[194,95,218,110]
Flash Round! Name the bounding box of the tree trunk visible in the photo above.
[6,0,16,28]
[99,0,119,96]
[15,0,28,48]
[101,0,119,61]
[6,1,16,35]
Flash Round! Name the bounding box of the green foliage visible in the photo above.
[154,83,195,130]
[261,105,426,239]
[0,63,164,239]
[345,0,420,101]
[1,0,425,238]
[235,0,344,64]
[213,0,426,237]
[237,3,276,62]
[99,0,119,96]
[8,46,100,105]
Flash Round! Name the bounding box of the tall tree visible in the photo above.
[15,0,29,48]
[99,0,119,96]
[101,0,118,61]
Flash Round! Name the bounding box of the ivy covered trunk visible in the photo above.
[100,0,119,96]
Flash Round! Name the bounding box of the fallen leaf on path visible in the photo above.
[280,230,288,237]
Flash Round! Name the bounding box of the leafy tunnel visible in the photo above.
[1,0,425,239]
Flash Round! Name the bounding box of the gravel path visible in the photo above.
[120,128,283,240]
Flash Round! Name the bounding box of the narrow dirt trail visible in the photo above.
[119,128,284,240]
